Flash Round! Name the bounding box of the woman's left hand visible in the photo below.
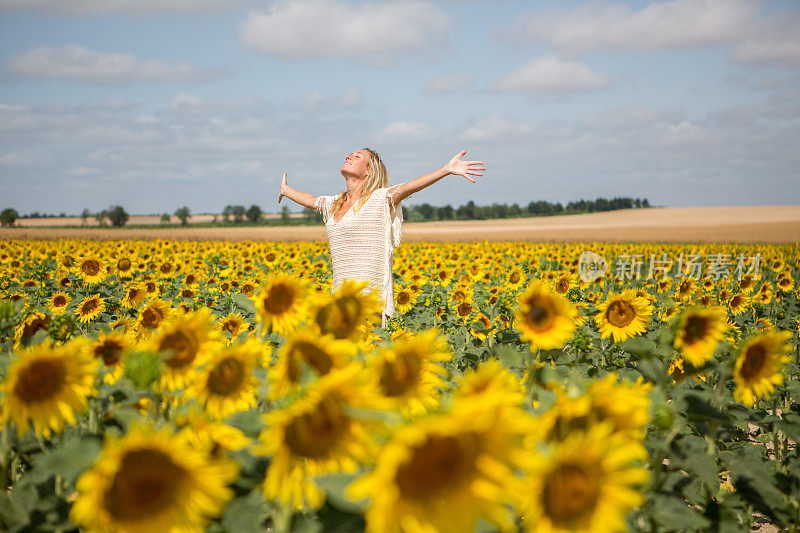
[445,149,485,183]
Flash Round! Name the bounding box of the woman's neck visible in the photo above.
[343,176,364,202]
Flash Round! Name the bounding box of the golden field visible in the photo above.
[4,205,799,243]
[0,237,798,532]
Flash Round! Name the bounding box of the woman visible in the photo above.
[278,148,485,325]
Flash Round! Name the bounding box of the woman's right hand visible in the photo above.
[278,171,287,203]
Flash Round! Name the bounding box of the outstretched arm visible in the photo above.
[389,149,484,204]
[278,171,317,209]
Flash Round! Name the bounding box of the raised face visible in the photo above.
[340,149,371,180]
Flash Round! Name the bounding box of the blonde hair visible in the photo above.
[331,147,389,216]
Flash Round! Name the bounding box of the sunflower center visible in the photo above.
[606,301,635,328]
[207,357,245,395]
[317,295,361,339]
[13,358,66,402]
[104,448,186,520]
[397,291,411,305]
[379,350,421,397]
[526,299,555,331]
[53,295,67,307]
[510,272,521,284]
[543,462,601,524]
[396,434,477,499]
[263,284,295,314]
[117,258,132,271]
[81,260,100,276]
[291,340,333,377]
[140,307,164,329]
[160,331,199,368]
[683,315,710,345]
[95,340,124,366]
[284,396,347,458]
[22,316,50,338]
[556,279,569,293]
[741,343,767,379]
[221,319,241,335]
[457,302,473,317]
[82,299,98,313]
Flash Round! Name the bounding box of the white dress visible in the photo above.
[314,185,404,326]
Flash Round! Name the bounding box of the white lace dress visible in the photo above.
[314,185,405,326]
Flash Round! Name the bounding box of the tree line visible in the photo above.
[402,196,650,222]
[0,196,649,228]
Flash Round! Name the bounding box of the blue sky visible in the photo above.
[1,0,799,215]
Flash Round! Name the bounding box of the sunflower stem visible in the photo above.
[0,429,11,491]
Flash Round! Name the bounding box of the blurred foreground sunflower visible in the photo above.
[733,329,793,405]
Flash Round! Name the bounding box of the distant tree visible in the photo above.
[0,208,18,227]
[508,203,522,217]
[417,203,435,220]
[95,210,108,227]
[59,212,66,218]
[232,205,245,223]
[281,205,291,224]
[303,207,322,223]
[439,205,454,220]
[160,213,171,225]
[246,204,263,223]
[107,205,129,227]
[222,205,233,223]
[642,198,650,208]
[81,208,91,227]
[175,206,191,226]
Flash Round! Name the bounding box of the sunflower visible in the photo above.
[433,265,455,287]
[255,366,380,511]
[70,424,238,533]
[596,290,653,343]
[313,279,381,340]
[517,423,648,533]
[733,329,793,405]
[120,284,147,309]
[174,408,252,454]
[254,273,310,336]
[727,292,751,316]
[672,307,727,368]
[135,298,173,337]
[367,328,452,417]
[75,254,107,286]
[88,331,133,384]
[469,312,492,341]
[269,329,355,400]
[0,338,98,438]
[349,395,532,533]
[506,265,527,290]
[217,311,250,339]
[75,295,106,324]
[187,338,262,420]
[13,310,51,349]
[47,291,71,314]
[148,308,221,391]
[113,255,135,279]
[515,280,576,351]
[453,358,525,407]
[394,286,417,314]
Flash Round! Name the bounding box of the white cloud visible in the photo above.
[0,0,254,15]
[380,121,434,142]
[489,56,610,93]
[508,0,759,53]
[458,115,533,142]
[6,45,218,83]
[301,87,363,111]
[168,93,268,115]
[731,13,800,68]
[239,0,450,66]
[423,71,474,94]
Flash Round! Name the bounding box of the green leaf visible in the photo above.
[494,344,523,368]
[232,293,256,316]
[651,494,712,530]
[0,484,37,532]
[683,393,731,426]
[225,409,264,439]
[621,336,657,357]
[315,473,367,514]
[220,490,267,533]
[26,435,101,485]
[636,358,665,384]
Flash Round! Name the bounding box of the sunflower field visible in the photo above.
[0,238,798,532]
